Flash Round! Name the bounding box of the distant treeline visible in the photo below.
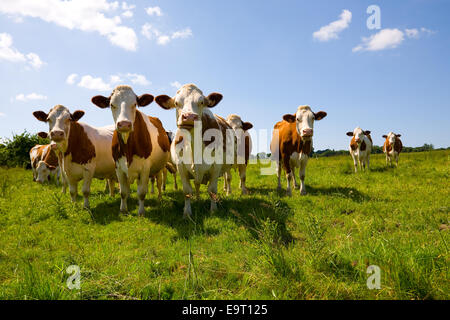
[0,131,447,168]
[253,143,447,160]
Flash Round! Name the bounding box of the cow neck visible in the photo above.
[64,121,96,165]
[112,110,152,165]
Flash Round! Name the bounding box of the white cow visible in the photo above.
[224,114,253,195]
[91,85,170,216]
[33,105,117,208]
[155,83,233,217]
[346,127,373,173]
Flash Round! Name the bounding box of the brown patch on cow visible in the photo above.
[31,145,47,169]
[360,141,367,151]
[215,115,233,154]
[148,116,170,152]
[366,133,373,145]
[394,138,403,153]
[112,110,152,165]
[383,138,392,153]
[270,120,310,174]
[175,136,184,145]
[201,113,221,148]
[350,136,358,151]
[65,122,96,165]
[42,146,59,168]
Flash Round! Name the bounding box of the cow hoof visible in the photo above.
[300,190,307,196]
[294,184,300,190]
[183,211,192,219]
[241,189,249,195]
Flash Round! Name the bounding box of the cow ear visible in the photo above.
[206,93,223,108]
[137,94,154,107]
[33,111,48,122]
[91,95,110,109]
[346,132,354,137]
[382,135,388,139]
[71,110,85,121]
[283,114,296,123]
[155,95,176,110]
[364,130,371,135]
[37,132,48,138]
[242,122,253,131]
[396,134,401,137]
[314,111,327,121]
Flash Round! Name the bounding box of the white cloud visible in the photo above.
[170,81,182,89]
[353,28,404,52]
[146,6,162,17]
[69,73,150,91]
[15,93,48,102]
[0,0,138,51]
[122,10,133,18]
[405,28,419,39]
[0,33,44,69]
[121,2,134,18]
[171,28,193,40]
[78,75,112,91]
[126,73,150,86]
[0,112,5,117]
[313,9,352,42]
[142,24,193,45]
[66,73,78,85]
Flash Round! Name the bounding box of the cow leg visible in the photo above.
[116,169,129,214]
[208,171,220,213]
[225,170,232,196]
[32,168,37,182]
[150,176,155,194]
[104,180,109,193]
[81,170,94,209]
[276,161,282,191]
[137,171,150,217]
[68,178,78,203]
[108,179,115,197]
[351,153,358,173]
[299,158,308,195]
[173,172,178,190]
[238,164,248,195]
[162,167,167,191]
[283,155,293,196]
[178,166,193,217]
[156,170,163,201]
[293,167,300,190]
[367,156,370,171]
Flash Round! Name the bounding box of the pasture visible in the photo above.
[0,151,448,300]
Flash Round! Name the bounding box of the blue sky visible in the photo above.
[0,0,449,152]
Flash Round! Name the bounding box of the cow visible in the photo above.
[270,105,327,196]
[155,83,233,217]
[33,105,117,209]
[346,127,373,173]
[382,132,403,166]
[224,114,253,195]
[91,85,170,216]
[30,144,60,184]
[152,131,178,194]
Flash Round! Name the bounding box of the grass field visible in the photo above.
[0,151,448,300]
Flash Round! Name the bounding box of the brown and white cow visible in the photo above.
[30,143,60,184]
[224,114,253,195]
[346,127,373,172]
[270,105,327,196]
[33,105,117,208]
[155,83,233,217]
[91,85,170,216]
[382,132,403,166]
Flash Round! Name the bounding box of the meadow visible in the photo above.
[0,151,448,300]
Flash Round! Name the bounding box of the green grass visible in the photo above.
[0,151,448,300]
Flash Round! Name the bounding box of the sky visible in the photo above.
[0,0,449,152]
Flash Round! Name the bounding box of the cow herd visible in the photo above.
[30,83,403,217]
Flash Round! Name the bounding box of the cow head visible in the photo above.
[91,85,154,142]
[282,105,327,141]
[347,127,371,145]
[226,114,253,132]
[35,161,56,184]
[155,84,223,130]
[383,132,401,145]
[33,105,85,147]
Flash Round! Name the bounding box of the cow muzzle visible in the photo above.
[50,130,65,142]
[179,113,199,129]
[302,128,313,138]
[117,120,132,133]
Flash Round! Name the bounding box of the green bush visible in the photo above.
[0,131,50,169]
